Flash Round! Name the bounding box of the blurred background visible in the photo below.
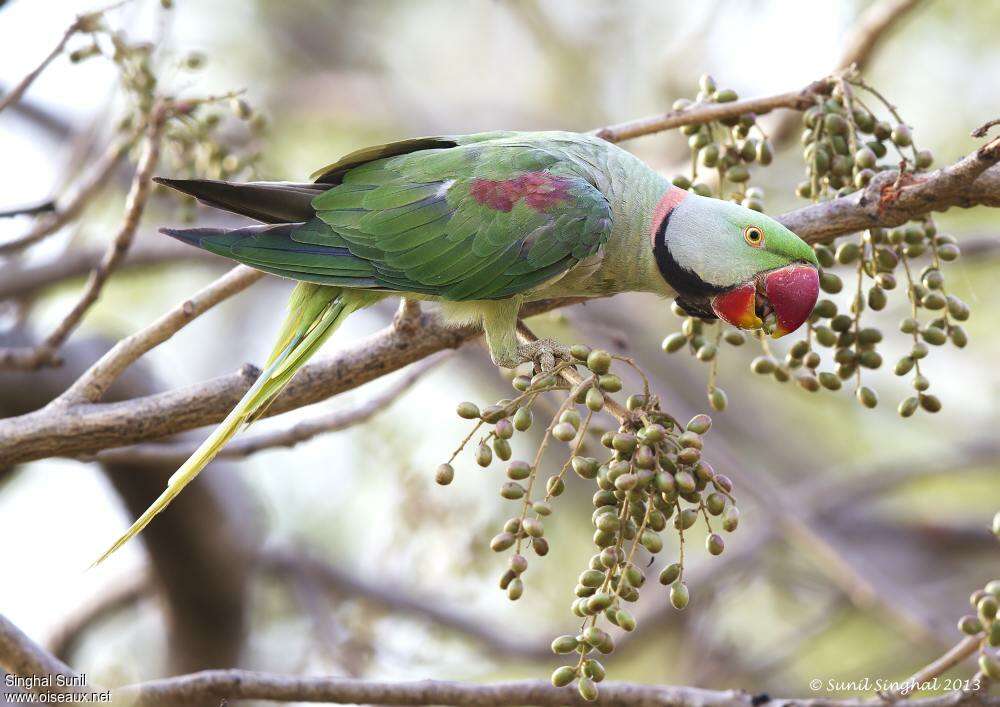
[1,0,998,700]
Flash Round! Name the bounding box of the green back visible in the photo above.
[200,133,615,301]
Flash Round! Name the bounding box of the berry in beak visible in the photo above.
[710,263,819,338]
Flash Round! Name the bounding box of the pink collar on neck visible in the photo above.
[649,186,688,245]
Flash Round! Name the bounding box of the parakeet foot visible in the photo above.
[514,338,571,373]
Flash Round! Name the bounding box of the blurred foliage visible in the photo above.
[1,0,998,699]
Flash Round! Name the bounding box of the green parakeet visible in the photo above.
[96,130,818,562]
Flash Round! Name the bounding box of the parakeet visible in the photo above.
[96,130,818,563]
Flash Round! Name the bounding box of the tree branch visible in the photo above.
[0,137,130,257]
[0,0,133,117]
[781,135,1000,243]
[0,110,165,370]
[1,91,998,465]
[0,200,56,219]
[0,239,223,301]
[93,351,450,465]
[769,0,925,146]
[0,22,78,117]
[592,80,830,143]
[55,265,264,405]
[113,672,1000,707]
[0,615,80,697]
[0,297,587,465]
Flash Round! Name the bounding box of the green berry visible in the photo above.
[551,635,579,654]
[578,676,599,702]
[856,386,878,409]
[670,581,690,609]
[586,350,612,375]
[551,666,576,687]
[435,463,455,485]
[513,407,532,431]
[491,532,515,552]
[706,533,725,555]
[709,388,728,411]
[958,615,983,635]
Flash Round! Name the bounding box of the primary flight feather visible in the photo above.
[96,130,819,563]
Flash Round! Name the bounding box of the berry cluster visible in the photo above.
[66,1,266,221]
[662,71,969,415]
[440,347,739,701]
[957,513,1000,680]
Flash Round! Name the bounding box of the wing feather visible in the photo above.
[169,134,615,301]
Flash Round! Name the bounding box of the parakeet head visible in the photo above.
[651,188,819,338]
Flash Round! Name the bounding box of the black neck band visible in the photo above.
[653,209,726,297]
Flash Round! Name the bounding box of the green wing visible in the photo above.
[191,136,614,301]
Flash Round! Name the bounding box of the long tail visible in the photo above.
[93,283,377,565]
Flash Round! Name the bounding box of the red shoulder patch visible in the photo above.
[469,172,572,212]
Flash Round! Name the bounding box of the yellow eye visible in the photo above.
[744,225,765,247]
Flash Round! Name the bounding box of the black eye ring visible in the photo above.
[744,225,765,247]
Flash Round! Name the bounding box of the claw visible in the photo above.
[515,338,571,372]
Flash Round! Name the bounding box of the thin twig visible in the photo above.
[885,636,983,700]
[515,321,630,422]
[0,200,56,219]
[55,265,264,405]
[0,137,130,256]
[593,80,830,143]
[0,24,77,117]
[0,110,165,370]
[0,0,135,117]
[0,239,223,301]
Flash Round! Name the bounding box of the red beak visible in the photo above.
[764,264,819,338]
[710,282,761,330]
[710,264,818,338]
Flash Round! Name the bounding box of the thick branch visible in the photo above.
[115,672,999,707]
[782,142,1000,243]
[0,615,80,696]
[56,265,263,405]
[0,298,586,465]
[94,351,450,465]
